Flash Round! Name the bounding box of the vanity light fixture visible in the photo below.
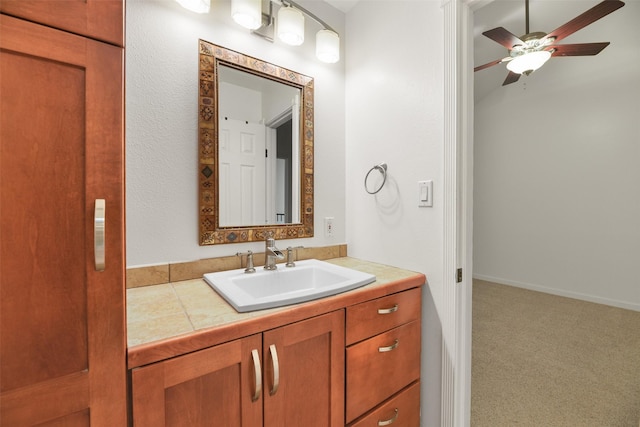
[316,29,340,63]
[231,0,263,30]
[506,50,552,75]
[231,0,341,63]
[277,4,305,46]
[175,0,210,14]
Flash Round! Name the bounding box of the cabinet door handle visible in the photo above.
[377,304,398,315]
[378,408,399,426]
[269,344,280,395]
[251,349,262,402]
[94,199,106,271]
[378,339,399,353]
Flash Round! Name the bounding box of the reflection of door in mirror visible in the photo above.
[218,65,300,227]
[218,118,265,226]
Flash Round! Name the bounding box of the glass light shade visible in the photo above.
[231,0,262,30]
[277,6,304,46]
[316,30,340,63]
[506,50,552,74]
[175,0,210,13]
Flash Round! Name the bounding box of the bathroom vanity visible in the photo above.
[127,257,424,426]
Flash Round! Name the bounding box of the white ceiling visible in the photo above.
[473,0,630,102]
[323,0,359,13]
[320,0,631,102]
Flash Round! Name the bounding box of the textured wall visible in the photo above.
[344,2,446,425]
[126,0,345,266]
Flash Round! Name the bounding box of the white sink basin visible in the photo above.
[203,259,376,312]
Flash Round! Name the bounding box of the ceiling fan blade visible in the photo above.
[483,27,525,49]
[541,0,625,44]
[502,71,521,86]
[474,59,503,72]
[550,42,610,56]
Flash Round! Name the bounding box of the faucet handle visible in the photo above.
[285,246,304,267]
[236,250,256,274]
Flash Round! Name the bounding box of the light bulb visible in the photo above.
[506,50,552,74]
[277,6,304,46]
[175,0,210,14]
[316,29,340,63]
[231,0,262,30]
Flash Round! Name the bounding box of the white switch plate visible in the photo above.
[418,180,433,207]
[324,217,334,237]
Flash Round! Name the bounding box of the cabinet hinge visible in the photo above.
[456,268,463,283]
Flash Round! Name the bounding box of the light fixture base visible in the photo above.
[251,13,275,42]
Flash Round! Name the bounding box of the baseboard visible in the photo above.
[472,274,640,312]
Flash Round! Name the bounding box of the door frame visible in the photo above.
[441,0,486,425]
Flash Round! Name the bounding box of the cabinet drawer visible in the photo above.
[346,320,421,422]
[346,287,421,345]
[348,381,420,427]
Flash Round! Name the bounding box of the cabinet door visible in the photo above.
[0,15,125,427]
[131,335,263,427]
[263,310,345,427]
[0,0,123,46]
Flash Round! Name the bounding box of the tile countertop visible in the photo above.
[127,257,426,368]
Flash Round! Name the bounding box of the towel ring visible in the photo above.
[364,162,387,194]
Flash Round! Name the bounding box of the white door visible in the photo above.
[218,118,266,226]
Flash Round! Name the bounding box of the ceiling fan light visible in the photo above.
[316,29,340,63]
[277,5,304,46]
[231,0,262,30]
[506,50,552,74]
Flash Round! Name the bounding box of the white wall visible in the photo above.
[128,1,450,423]
[126,0,345,266]
[344,2,445,425]
[473,1,640,310]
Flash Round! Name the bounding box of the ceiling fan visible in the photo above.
[474,0,625,86]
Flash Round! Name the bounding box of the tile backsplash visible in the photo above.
[126,244,347,288]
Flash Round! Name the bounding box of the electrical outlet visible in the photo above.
[324,217,334,238]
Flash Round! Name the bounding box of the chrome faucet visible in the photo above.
[285,246,304,267]
[236,250,256,274]
[264,234,284,270]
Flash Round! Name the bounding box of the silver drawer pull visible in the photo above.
[250,349,262,402]
[378,339,399,353]
[378,408,399,426]
[377,304,398,315]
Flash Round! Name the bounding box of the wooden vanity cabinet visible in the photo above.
[346,288,422,425]
[0,5,125,426]
[131,310,345,427]
[131,334,263,426]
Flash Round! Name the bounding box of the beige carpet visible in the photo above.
[471,279,640,426]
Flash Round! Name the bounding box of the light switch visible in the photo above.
[418,180,433,207]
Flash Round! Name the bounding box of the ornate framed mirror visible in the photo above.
[198,40,314,245]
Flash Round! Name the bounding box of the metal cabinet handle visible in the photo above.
[94,199,105,271]
[251,349,262,402]
[269,344,280,395]
[378,408,399,426]
[377,304,398,315]
[378,339,399,353]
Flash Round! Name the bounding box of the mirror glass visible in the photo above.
[218,64,300,227]
[198,40,314,245]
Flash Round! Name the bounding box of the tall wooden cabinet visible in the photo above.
[0,2,126,425]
